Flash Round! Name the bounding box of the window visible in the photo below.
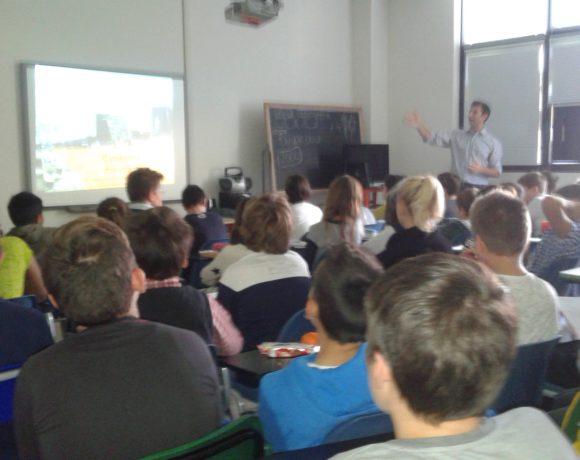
[462,0,580,169]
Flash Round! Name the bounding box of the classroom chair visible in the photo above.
[140,414,264,460]
[323,411,395,444]
[491,336,560,413]
[276,308,315,342]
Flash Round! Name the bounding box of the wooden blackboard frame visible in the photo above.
[264,102,364,190]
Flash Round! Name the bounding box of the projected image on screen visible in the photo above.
[24,64,187,207]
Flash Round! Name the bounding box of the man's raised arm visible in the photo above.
[404,111,432,142]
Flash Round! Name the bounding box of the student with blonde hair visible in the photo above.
[304,175,363,268]
[377,175,450,268]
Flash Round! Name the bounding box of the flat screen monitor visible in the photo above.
[343,144,389,188]
[22,63,188,207]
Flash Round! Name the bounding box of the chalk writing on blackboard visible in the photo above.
[277,146,303,170]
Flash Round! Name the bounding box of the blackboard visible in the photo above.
[264,103,363,190]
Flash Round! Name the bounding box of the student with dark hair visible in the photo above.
[96,197,129,228]
[126,207,242,355]
[218,193,310,351]
[126,167,164,211]
[437,171,461,218]
[405,101,502,187]
[14,216,222,459]
[304,175,363,268]
[181,184,228,255]
[259,244,382,452]
[437,186,477,246]
[7,191,55,256]
[285,174,323,242]
[470,192,560,344]
[334,254,576,460]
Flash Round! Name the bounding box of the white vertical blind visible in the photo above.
[465,41,543,166]
[550,34,580,105]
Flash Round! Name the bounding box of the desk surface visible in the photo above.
[220,350,290,378]
[560,267,580,282]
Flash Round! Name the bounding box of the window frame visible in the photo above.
[460,0,580,172]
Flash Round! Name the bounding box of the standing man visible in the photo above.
[405,101,502,188]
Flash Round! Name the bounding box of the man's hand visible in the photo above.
[404,111,431,142]
[404,112,422,128]
[468,163,500,177]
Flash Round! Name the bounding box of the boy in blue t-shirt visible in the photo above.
[258,243,383,452]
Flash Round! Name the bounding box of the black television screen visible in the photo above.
[22,63,188,207]
[343,144,389,188]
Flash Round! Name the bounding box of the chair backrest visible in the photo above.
[491,336,560,413]
[323,411,394,444]
[185,239,231,289]
[140,414,264,460]
[0,364,22,423]
[276,308,315,342]
[7,295,37,309]
[540,257,580,296]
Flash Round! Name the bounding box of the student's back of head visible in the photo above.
[470,191,530,257]
[41,216,137,326]
[437,172,461,197]
[285,174,312,204]
[240,192,292,254]
[365,253,516,423]
[125,206,193,280]
[96,197,129,228]
[181,185,207,209]
[457,187,478,217]
[126,168,163,204]
[310,243,382,343]
[395,176,444,232]
[8,192,43,226]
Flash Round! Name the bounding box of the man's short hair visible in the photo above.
[8,192,43,226]
[470,192,530,256]
[312,243,382,343]
[126,168,163,202]
[456,187,478,215]
[181,185,207,208]
[240,193,291,254]
[365,253,516,424]
[42,216,135,326]
[471,100,491,121]
[285,174,312,204]
[125,206,193,280]
[437,172,461,196]
[518,172,547,194]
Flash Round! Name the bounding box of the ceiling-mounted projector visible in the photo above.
[225,0,283,27]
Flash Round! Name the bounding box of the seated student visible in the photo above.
[218,193,310,351]
[14,216,223,459]
[200,197,251,287]
[259,243,382,452]
[126,167,164,212]
[501,181,525,201]
[437,186,477,246]
[528,184,580,295]
[7,191,55,257]
[333,254,576,460]
[437,171,461,218]
[371,174,405,221]
[304,175,364,268]
[96,196,129,229]
[518,171,548,237]
[0,242,53,367]
[285,174,323,243]
[470,191,560,344]
[0,234,47,301]
[182,185,228,255]
[126,206,242,355]
[377,176,451,269]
